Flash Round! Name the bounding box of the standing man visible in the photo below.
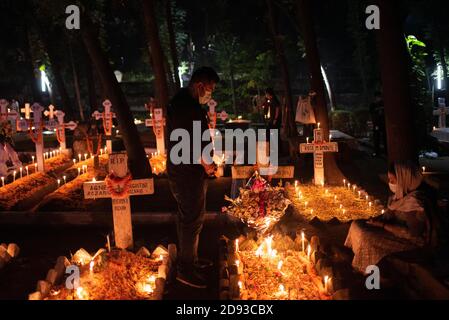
[167,67,220,289]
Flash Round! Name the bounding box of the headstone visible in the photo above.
[83,153,154,250]
[92,100,116,154]
[300,127,338,185]
[145,107,166,155]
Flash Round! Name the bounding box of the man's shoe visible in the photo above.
[194,258,214,270]
[176,269,207,289]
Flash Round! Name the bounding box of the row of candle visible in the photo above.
[43,148,63,160]
[1,164,39,188]
[234,233,332,298]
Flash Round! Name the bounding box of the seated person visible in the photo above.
[345,161,435,273]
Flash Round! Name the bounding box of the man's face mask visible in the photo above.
[389,183,397,194]
[198,83,214,105]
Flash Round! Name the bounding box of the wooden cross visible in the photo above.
[145,107,166,155]
[21,103,33,120]
[92,100,116,154]
[54,110,77,152]
[300,127,338,185]
[30,103,45,173]
[83,153,154,250]
[434,98,449,129]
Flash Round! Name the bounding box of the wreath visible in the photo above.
[28,121,43,144]
[86,134,103,156]
[105,172,133,198]
[102,112,114,136]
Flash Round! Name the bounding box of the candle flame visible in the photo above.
[277,260,283,271]
[89,260,94,272]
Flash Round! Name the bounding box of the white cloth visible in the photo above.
[295,96,316,124]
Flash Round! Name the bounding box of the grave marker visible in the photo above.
[92,100,116,154]
[54,110,77,152]
[300,127,338,185]
[145,107,166,155]
[83,153,154,250]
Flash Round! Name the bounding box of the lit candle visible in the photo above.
[324,276,330,294]
[301,231,305,252]
[317,122,321,129]
[92,178,97,182]
[343,179,346,187]
[32,155,35,164]
[34,163,38,171]
[334,195,338,203]
[353,185,356,193]
[307,245,312,260]
[366,195,369,202]
[369,202,372,209]
[13,171,16,182]
[310,209,314,215]
[422,166,426,173]
[73,159,76,165]
[235,239,239,253]
[321,181,325,188]
[305,201,308,209]
[343,209,346,215]
[89,261,94,273]
[348,183,351,190]
[358,191,361,199]
[57,179,61,187]
[20,167,23,179]
[78,168,81,176]
[306,137,310,144]
[294,180,298,188]
[107,235,111,252]
[325,189,329,196]
[78,154,82,162]
[63,176,67,185]
[339,204,343,210]
[329,134,332,142]
[381,209,385,215]
[84,154,88,161]
[100,149,103,156]
[277,260,283,271]
[1,177,4,187]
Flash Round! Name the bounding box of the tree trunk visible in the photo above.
[438,47,449,103]
[69,43,84,121]
[166,0,180,90]
[375,0,417,164]
[297,0,344,184]
[142,0,170,113]
[83,41,98,115]
[266,0,297,138]
[80,11,151,178]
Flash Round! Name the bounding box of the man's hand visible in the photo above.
[201,160,217,176]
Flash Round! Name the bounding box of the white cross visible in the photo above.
[83,153,154,250]
[92,100,116,154]
[44,105,56,119]
[21,103,33,120]
[31,103,45,173]
[145,108,166,155]
[54,110,77,151]
[300,127,339,185]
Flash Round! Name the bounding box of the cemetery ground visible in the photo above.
[2,126,449,300]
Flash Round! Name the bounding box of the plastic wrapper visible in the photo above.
[222,172,291,234]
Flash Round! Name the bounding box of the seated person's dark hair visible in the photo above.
[190,67,220,85]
